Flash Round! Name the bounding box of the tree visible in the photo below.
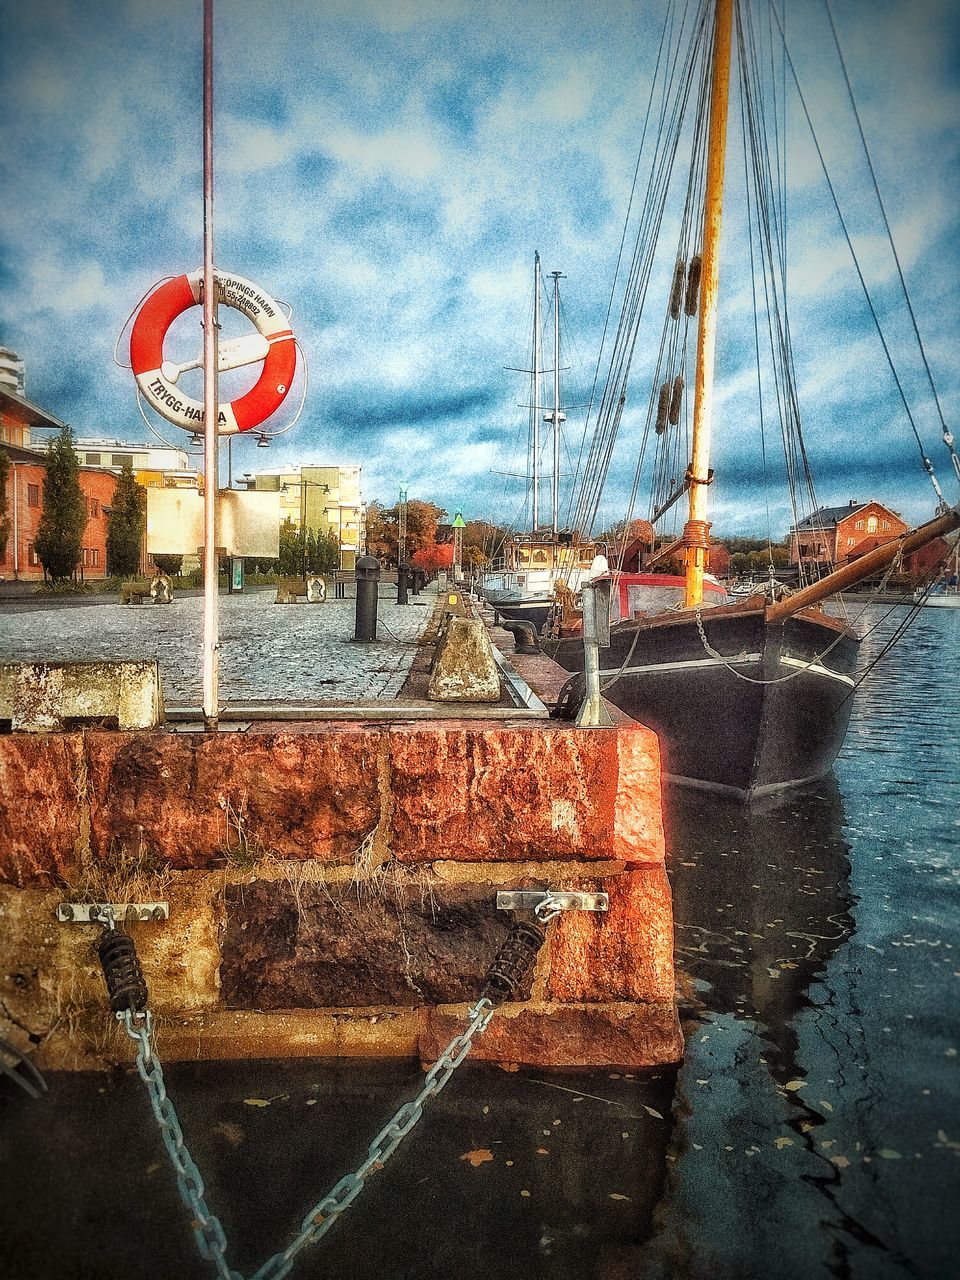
[152,553,183,576]
[106,459,145,578]
[412,543,453,573]
[364,500,397,563]
[34,426,86,582]
[0,449,10,563]
[278,518,303,575]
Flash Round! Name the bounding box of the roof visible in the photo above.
[0,386,67,432]
[0,441,46,464]
[793,504,867,530]
[790,500,902,531]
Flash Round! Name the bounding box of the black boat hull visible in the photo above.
[544,605,860,798]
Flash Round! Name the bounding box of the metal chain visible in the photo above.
[121,1010,241,1280]
[122,998,495,1280]
[251,997,495,1280]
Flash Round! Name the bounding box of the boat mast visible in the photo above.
[683,0,734,609]
[531,251,542,531]
[549,269,565,537]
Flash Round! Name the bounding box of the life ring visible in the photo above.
[129,269,296,434]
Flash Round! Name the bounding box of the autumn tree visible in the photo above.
[106,459,145,577]
[34,426,86,582]
[364,501,397,564]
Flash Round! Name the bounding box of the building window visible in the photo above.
[866,516,878,533]
[81,548,100,568]
[28,543,39,566]
[855,520,863,530]
[847,537,855,546]
[134,454,150,469]
[111,454,128,467]
[882,520,890,530]
[27,483,40,508]
[85,453,102,465]
[87,496,100,518]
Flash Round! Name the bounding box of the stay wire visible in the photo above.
[768,3,946,506]
[824,0,960,489]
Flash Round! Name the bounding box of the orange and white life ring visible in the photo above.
[129,269,296,434]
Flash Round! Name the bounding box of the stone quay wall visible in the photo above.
[0,719,682,1071]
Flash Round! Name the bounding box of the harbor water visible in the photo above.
[0,603,957,1279]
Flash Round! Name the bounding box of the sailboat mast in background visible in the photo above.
[684,0,734,610]
[531,251,542,530]
[548,269,566,537]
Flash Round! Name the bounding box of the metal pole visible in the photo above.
[531,252,541,530]
[550,270,563,538]
[201,0,220,730]
[301,475,306,577]
[575,580,614,728]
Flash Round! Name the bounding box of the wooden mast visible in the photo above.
[684,0,734,609]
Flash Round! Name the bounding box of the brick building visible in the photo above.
[0,442,118,581]
[789,500,908,571]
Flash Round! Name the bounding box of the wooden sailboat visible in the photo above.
[482,252,600,631]
[543,0,960,798]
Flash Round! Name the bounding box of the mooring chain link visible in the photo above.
[104,917,543,1280]
[122,1010,240,1280]
[251,998,496,1280]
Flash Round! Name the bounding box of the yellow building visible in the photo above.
[240,464,364,570]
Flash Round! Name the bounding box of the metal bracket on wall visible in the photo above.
[56,902,169,926]
[496,890,608,914]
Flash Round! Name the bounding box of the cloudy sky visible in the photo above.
[1,0,957,536]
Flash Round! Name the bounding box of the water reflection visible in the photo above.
[668,779,854,1088]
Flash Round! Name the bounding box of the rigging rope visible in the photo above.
[768,3,947,507]
[823,0,960,490]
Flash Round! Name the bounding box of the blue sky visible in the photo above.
[1,0,957,537]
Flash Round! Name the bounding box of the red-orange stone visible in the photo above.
[547,867,675,1004]
[0,735,82,885]
[82,726,382,866]
[388,721,663,865]
[420,1002,683,1070]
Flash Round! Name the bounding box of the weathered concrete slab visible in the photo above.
[0,659,163,732]
[428,616,501,702]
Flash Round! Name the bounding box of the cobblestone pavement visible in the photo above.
[0,587,436,704]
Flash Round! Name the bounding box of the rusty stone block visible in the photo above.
[546,866,675,1004]
[219,879,535,1009]
[388,721,663,865]
[612,725,665,865]
[420,1001,683,1070]
[0,736,83,885]
[83,727,382,866]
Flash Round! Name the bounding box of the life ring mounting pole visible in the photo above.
[202,0,219,731]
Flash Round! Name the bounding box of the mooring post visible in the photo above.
[354,555,380,641]
[397,561,410,605]
[575,578,614,727]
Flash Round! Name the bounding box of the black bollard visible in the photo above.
[397,561,411,605]
[411,566,421,596]
[354,555,381,641]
